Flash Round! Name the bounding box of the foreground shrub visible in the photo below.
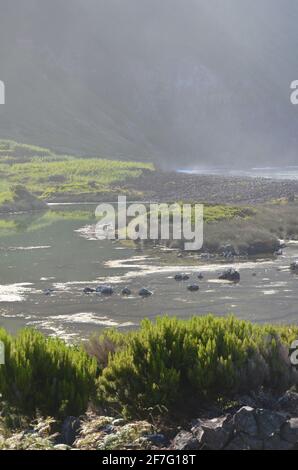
[0,329,97,418]
[98,316,298,417]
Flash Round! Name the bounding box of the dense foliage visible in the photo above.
[0,329,97,418]
[98,316,298,417]
[1,316,298,419]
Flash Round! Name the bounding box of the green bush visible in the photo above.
[0,329,97,418]
[99,316,298,417]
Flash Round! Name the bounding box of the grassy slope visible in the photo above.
[0,140,154,204]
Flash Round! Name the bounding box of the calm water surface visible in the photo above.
[0,206,298,341]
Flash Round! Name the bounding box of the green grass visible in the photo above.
[0,140,154,201]
[203,205,255,223]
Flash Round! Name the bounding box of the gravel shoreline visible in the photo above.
[119,171,298,204]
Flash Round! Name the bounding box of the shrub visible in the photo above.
[0,329,97,418]
[98,316,298,417]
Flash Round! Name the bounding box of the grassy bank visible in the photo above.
[0,315,298,421]
[0,139,154,205]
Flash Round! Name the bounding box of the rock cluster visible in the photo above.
[171,391,298,450]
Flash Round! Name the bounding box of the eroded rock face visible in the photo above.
[171,403,298,450]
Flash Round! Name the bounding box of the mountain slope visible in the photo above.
[0,0,298,168]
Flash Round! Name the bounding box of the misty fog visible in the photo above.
[0,0,298,169]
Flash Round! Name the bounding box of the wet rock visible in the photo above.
[290,261,298,273]
[192,415,233,450]
[60,416,81,446]
[187,284,199,292]
[139,288,153,297]
[197,273,204,279]
[83,287,95,294]
[121,287,131,296]
[43,288,54,295]
[174,273,189,281]
[218,268,240,282]
[99,286,114,295]
[280,418,298,444]
[171,431,200,450]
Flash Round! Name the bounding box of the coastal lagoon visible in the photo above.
[0,204,298,342]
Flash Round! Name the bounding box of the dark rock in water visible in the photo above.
[60,416,81,446]
[197,273,204,279]
[83,287,95,294]
[275,248,283,256]
[43,288,54,295]
[187,284,199,292]
[139,288,152,297]
[290,261,298,273]
[218,268,240,282]
[121,287,131,296]
[174,273,189,281]
[252,272,257,277]
[100,286,114,295]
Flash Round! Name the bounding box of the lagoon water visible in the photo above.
[0,205,298,342]
[177,166,298,180]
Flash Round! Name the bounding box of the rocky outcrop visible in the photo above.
[171,392,298,450]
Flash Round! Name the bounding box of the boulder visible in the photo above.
[218,268,240,282]
[233,406,258,436]
[83,287,95,294]
[225,433,263,450]
[171,431,200,450]
[121,287,132,296]
[191,415,233,450]
[187,284,199,292]
[278,390,298,414]
[139,288,153,297]
[60,416,81,446]
[100,286,114,295]
[197,273,204,279]
[280,418,298,444]
[174,273,189,281]
[255,409,287,439]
